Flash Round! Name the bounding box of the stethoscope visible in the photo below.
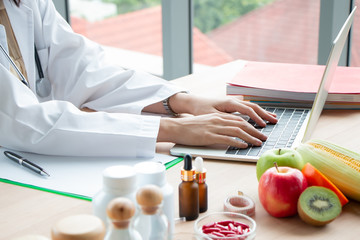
[0,43,51,97]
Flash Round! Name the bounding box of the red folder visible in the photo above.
[227,61,360,102]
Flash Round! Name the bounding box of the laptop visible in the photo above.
[170,7,356,162]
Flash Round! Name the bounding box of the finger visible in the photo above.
[204,112,248,126]
[208,113,268,142]
[233,104,267,127]
[266,111,277,117]
[241,102,278,124]
[208,133,249,148]
[220,118,268,141]
[214,125,265,146]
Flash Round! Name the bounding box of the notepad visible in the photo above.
[0,148,181,201]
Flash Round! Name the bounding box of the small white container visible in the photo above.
[92,165,137,227]
[134,161,174,239]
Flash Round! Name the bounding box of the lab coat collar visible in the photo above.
[4,0,35,90]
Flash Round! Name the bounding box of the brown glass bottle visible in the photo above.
[179,154,199,221]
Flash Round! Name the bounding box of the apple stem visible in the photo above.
[274,162,279,173]
[278,148,281,155]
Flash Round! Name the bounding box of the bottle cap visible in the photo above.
[134,161,166,187]
[136,184,163,215]
[51,214,105,240]
[181,154,195,181]
[183,154,192,170]
[194,157,207,183]
[107,197,136,229]
[102,165,137,193]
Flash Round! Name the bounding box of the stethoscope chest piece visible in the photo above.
[36,77,51,98]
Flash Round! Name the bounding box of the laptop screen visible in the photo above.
[302,6,356,143]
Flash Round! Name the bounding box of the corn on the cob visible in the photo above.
[296,139,360,201]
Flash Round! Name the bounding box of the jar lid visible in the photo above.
[136,185,163,214]
[51,214,105,240]
[107,197,136,229]
[102,165,137,192]
[12,235,49,240]
[134,161,166,187]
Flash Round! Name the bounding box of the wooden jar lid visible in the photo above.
[51,214,105,240]
[106,197,135,229]
[136,185,163,215]
[12,235,50,240]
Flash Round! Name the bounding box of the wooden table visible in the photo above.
[1,60,360,239]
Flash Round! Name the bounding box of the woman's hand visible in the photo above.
[169,93,278,127]
[157,113,268,148]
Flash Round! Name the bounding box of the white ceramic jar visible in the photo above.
[92,165,137,227]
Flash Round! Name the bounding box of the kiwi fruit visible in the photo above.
[297,186,342,226]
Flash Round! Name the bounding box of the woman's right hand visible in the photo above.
[157,113,268,148]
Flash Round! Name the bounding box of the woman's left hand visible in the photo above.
[170,93,278,127]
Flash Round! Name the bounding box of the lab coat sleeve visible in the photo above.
[0,0,186,157]
[0,65,161,158]
[38,0,185,114]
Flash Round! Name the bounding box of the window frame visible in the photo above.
[53,0,70,23]
[318,0,354,66]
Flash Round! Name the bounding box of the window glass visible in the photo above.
[193,0,321,67]
[70,0,162,76]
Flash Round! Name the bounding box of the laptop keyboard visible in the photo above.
[226,107,309,157]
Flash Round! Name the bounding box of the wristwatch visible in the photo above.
[162,91,187,116]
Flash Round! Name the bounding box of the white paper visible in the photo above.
[0,148,178,199]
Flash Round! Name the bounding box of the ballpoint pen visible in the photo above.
[3,151,50,177]
[0,43,29,87]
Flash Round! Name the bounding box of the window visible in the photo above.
[193,0,321,68]
[56,0,355,78]
[69,0,163,76]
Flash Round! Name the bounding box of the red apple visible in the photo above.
[258,165,307,217]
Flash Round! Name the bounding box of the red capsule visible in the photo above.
[233,221,250,229]
[217,220,235,226]
[211,232,225,237]
[219,230,237,236]
[215,223,229,230]
[202,227,221,234]
[202,223,216,229]
[228,223,236,231]
[237,225,243,234]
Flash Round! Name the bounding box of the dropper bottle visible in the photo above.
[195,156,208,213]
[178,154,199,221]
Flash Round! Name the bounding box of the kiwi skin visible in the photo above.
[297,186,342,227]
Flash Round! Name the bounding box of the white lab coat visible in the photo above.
[0,0,184,157]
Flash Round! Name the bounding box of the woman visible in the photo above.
[0,0,277,157]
